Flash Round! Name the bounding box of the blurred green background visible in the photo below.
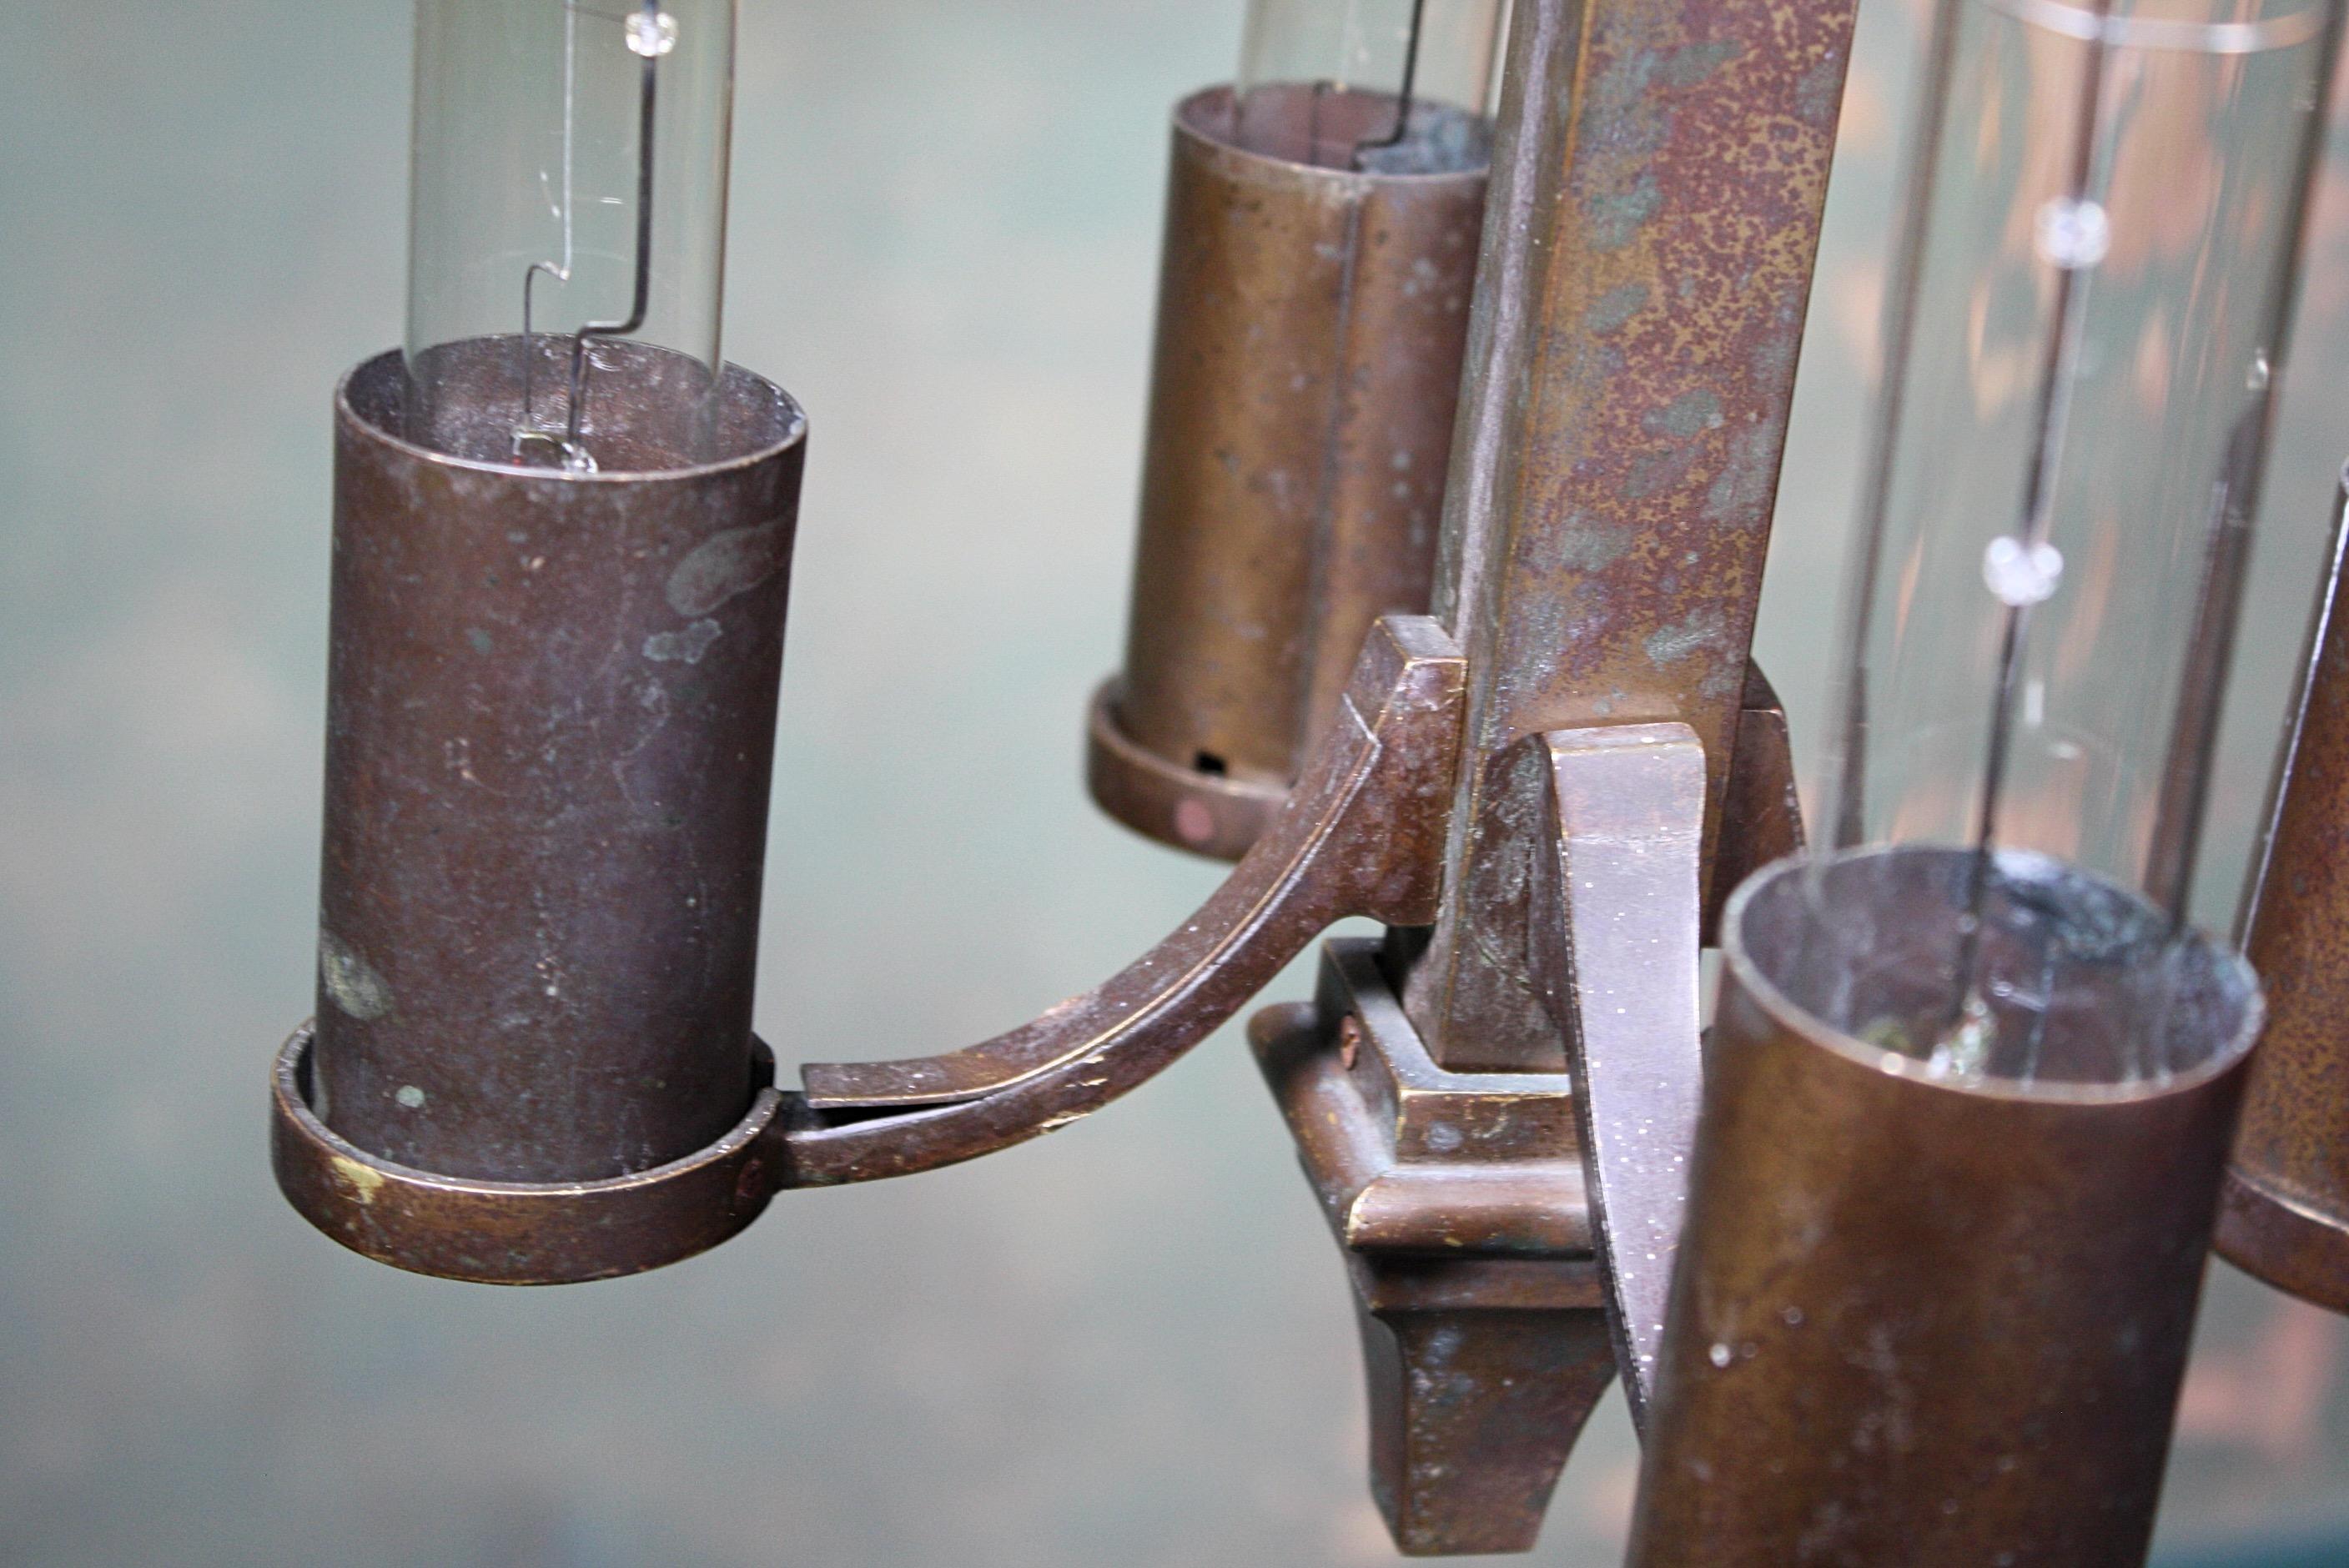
[4,1,2349,1563]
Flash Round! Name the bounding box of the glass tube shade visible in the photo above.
[1232,0,1506,170]
[1797,0,2340,1083]
[1824,0,2339,907]
[404,0,737,471]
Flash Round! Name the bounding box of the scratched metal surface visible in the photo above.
[3,1,2349,1564]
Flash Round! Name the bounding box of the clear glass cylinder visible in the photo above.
[1798,0,2341,1082]
[404,0,737,471]
[1823,0,2340,909]
[1232,0,1506,170]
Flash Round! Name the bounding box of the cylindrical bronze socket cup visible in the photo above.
[1089,84,1486,861]
[304,345,803,1204]
[2221,476,2349,1309]
[1631,847,2261,1568]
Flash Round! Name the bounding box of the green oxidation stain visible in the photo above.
[1624,392,1728,500]
[644,618,722,665]
[1859,1016,1918,1056]
[1644,608,1724,668]
[1584,283,1649,335]
[1662,39,1743,87]
[1698,658,1745,702]
[318,932,393,1021]
[1753,326,1800,388]
[1796,54,1847,125]
[666,517,787,619]
[1587,49,1661,132]
[394,1084,425,1109]
[1706,425,1784,523]
[1544,518,1631,575]
[465,627,493,656]
[1587,174,1662,253]
[1649,390,1724,440]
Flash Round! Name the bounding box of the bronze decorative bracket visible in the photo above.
[274,0,1853,1543]
[1527,722,1708,1432]
[782,613,1468,1180]
[1251,676,1800,1553]
[1255,943,1610,1557]
[273,614,1470,1279]
[269,591,1792,1541]
[1522,691,1809,1427]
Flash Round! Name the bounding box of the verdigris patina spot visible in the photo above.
[1646,609,1726,668]
[666,516,787,618]
[644,618,722,665]
[319,932,393,1021]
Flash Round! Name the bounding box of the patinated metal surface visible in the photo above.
[1267,941,1588,1255]
[1632,849,2262,1567]
[1091,85,1485,860]
[1401,0,1859,1070]
[312,346,805,1184]
[2223,478,2349,1310]
[1526,721,1706,1430]
[1255,944,1612,1556]
[1086,676,1285,862]
[782,616,1467,1184]
[1350,1255,1612,1560]
[281,611,1461,1279]
[1710,661,1803,940]
[272,1028,784,1284]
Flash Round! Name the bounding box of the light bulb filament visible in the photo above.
[516,0,581,461]
[1350,0,1429,167]
[515,1,668,472]
[1950,0,2120,1043]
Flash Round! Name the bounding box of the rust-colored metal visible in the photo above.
[272,1028,786,1285]
[1526,722,1707,1430]
[1255,942,1612,1557]
[1631,848,2262,1567]
[1401,0,1859,1070]
[1089,85,1486,861]
[284,344,805,1280]
[784,615,1466,1184]
[1348,1256,1612,1560]
[1240,694,1798,1550]
[1710,661,1803,941]
[2222,475,2349,1310]
[1267,942,1589,1254]
[279,611,1461,1278]
[314,345,803,1180]
[1086,678,1285,862]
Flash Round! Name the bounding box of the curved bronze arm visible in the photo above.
[774,615,1467,1186]
[271,616,1462,1284]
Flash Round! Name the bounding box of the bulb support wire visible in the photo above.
[1352,0,1431,164]
[1296,0,1431,170]
[519,0,580,448]
[1949,0,2120,1034]
[564,1,661,455]
[517,2,664,469]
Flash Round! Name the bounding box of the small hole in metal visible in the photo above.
[1195,751,1228,777]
